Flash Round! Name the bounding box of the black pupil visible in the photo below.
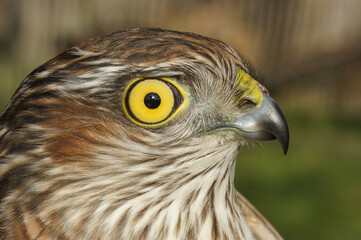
[144,93,161,109]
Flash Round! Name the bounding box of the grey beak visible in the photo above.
[229,93,289,154]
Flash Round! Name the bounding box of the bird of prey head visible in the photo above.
[0,28,289,239]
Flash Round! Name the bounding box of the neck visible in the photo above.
[10,135,254,239]
[88,136,253,239]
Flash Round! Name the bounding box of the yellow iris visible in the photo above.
[123,78,189,127]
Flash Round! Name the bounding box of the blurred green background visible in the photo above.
[1,0,360,239]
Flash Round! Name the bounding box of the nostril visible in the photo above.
[237,98,256,111]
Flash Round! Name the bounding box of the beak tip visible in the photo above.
[282,144,289,155]
[280,129,289,155]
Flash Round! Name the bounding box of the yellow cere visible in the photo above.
[236,70,263,106]
[123,78,189,127]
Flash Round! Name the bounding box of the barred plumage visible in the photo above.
[0,28,288,239]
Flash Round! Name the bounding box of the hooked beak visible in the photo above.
[228,93,289,154]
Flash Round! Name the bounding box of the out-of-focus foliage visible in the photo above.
[236,110,361,240]
[1,0,360,239]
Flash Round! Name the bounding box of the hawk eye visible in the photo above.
[123,78,189,127]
